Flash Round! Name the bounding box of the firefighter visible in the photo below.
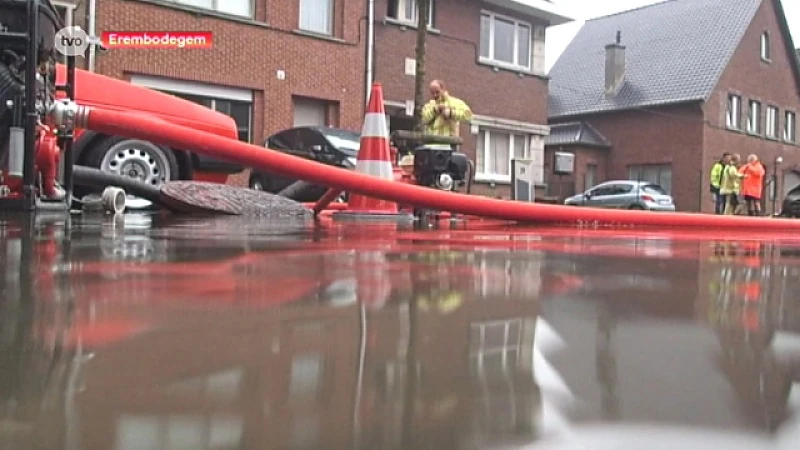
[420,80,473,137]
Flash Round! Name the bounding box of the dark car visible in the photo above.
[249,126,359,201]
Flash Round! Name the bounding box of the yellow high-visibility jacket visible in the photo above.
[420,93,473,137]
[710,162,724,189]
[719,164,744,195]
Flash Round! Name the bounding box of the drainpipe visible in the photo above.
[88,0,97,72]
[365,0,375,109]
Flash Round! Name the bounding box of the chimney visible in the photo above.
[605,30,626,96]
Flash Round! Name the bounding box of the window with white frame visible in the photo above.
[786,111,797,143]
[747,100,761,134]
[760,31,771,61]
[299,0,334,36]
[479,12,532,71]
[114,414,244,450]
[726,94,741,129]
[766,105,778,138]
[130,75,254,143]
[169,0,252,18]
[387,0,435,26]
[167,92,253,143]
[469,319,522,374]
[476,128,530,181]
[629,164,672,194]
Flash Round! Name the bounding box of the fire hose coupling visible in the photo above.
[48,99,90,129]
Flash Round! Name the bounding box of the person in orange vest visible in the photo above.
[739,154,766,216]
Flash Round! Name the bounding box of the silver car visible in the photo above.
[564,180,676,211]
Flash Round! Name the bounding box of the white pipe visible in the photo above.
[365,0,375,105]
[101,186,126,214]
[88,0,97,72]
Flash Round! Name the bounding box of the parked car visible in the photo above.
[249,126,359,201]
[565,180,675,211]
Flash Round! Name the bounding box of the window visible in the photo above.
[629,164,672,194]
[387,0,435,27]
[469,319,523,374]
[169,0,252,18]
[169,93,252,143]
[476,128,530,181]
[115,414,244,450]
[726,94,741,129]
[479,12,532,71]
[299,0,333,35]
[747,100,761,134]
[786,111,797,143]
[760,31,771,61]
[293,97,329,127]
[766,106,779,138]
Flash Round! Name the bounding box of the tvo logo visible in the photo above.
[54,26,101,57]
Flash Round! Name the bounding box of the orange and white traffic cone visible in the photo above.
[334,83,413,221]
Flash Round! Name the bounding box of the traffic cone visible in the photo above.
[334,83,412,221]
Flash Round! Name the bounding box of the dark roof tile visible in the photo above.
[548,0,761,118]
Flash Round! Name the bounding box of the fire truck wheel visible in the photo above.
[84,136,180,189]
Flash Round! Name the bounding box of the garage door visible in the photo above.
[293,98,327,127]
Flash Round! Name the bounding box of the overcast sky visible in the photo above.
[544,0,800,73]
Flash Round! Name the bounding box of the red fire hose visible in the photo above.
[77,107,800,230]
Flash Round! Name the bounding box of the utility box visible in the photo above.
[511,159,537,202]
[554,151,575,175]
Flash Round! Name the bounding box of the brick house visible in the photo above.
[373,0,571,198]
[54,0,368,186]
[51,0,571,196]
[545,0,800,213]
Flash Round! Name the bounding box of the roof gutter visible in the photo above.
[365,0,375,112]
[482,0,574,26]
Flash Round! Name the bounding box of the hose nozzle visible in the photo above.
[48,99,90,129]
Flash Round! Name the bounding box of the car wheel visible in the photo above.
[629,204,645,210]
[83,136,179,208]
[249,173,270,191]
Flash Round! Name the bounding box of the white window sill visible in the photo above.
[128,0,257,24]
[477,58,544,78]
[475,175,511,185]
[292,29,346,44]
[383,17,440,34]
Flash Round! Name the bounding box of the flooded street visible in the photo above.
[1,212,799,449]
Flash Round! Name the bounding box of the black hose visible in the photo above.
[72,165,166,205]
[277,179,318,200]
[466,159,475,195]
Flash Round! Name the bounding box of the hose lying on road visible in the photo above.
[72,105,800,230]
[277,180,318,200]
[73,165,165,206]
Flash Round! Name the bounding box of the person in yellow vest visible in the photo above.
[709,153,730,214]
[719,153,745,215]
[420,80,473,137]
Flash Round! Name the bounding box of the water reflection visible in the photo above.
[1,214,799,449]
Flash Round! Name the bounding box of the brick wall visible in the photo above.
[702,0,800,214]
[544,145,609,200]
[92,0,366,186]
[565,104,706,212]
[373,0,551,199]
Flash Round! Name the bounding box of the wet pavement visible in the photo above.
[1,212,799,449]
